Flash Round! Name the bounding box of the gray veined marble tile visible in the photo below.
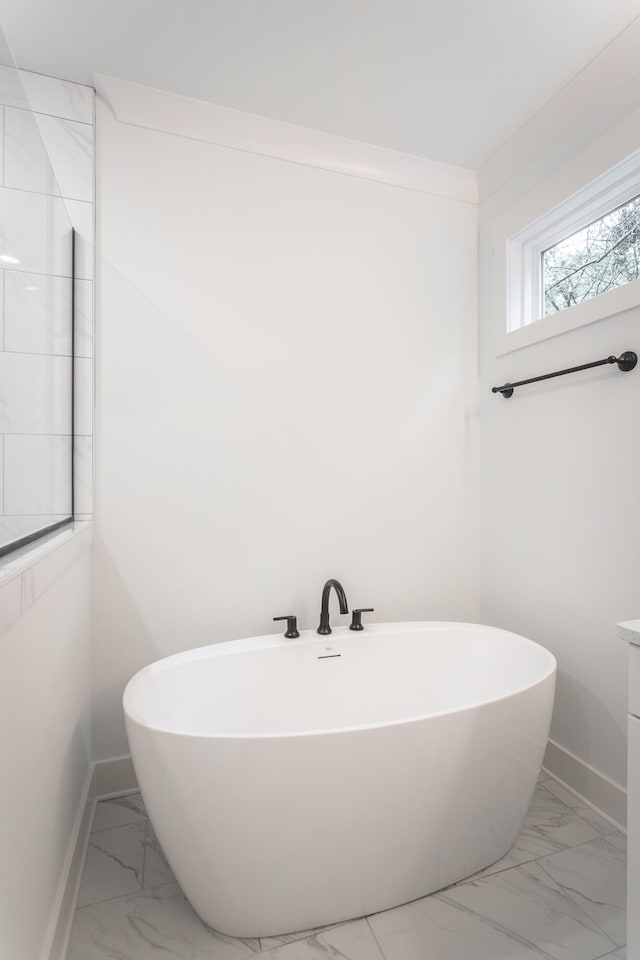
[33,113,93,202]
[542,779,622,838]
[471,783,603,880]
[567,804,622,840]
[0,515,64,549]
[0,576,22,636]
[74,278,93,358]
[537,833,627,947]
[443,860,617,959]
[67,882,260,960]
[0,187,73,277]
[2,269,91,364]
[260,920,384,960]
[20,524,89,608]
[73,436,93,516]
[3,434,72,516]
[143,821,175,888]
[4,106,62,197]
[0,65,30,110]
[18,70,93,124]
[77,820,146,906]
[519,784,603,849]
[74,356,93,435]
[0,262,4,349]
[260,925,334,952]
[369,887,548,960]
[0,353,72,435]
[542,780,587,808]
[92,793,147,832]
[369,860,616,960]
[4,270,73,356]
[63,198,93,280]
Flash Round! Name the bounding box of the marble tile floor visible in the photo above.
[67,776,627,960]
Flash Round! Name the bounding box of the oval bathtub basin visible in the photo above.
[123,621,556,938]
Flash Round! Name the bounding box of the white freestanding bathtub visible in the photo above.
[123,621,556,937]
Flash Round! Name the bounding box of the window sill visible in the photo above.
[497,276,640,356]
[0,521,93,638]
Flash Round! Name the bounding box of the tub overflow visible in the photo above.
[317,648,341,659]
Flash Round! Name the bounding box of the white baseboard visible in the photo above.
[41,756,140,960]
[40,765,96,960]
[94,754,138,797]
[543,738,627,831]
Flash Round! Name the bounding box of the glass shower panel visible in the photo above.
[0,30,74,556]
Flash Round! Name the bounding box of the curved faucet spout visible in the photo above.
[317,579,349,635]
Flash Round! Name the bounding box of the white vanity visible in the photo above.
[620,619,640,959]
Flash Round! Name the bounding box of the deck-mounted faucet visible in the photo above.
[317,579,349,635]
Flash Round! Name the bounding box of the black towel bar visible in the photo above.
[492,351,637,398]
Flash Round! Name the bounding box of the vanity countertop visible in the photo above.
[618,620,640,645]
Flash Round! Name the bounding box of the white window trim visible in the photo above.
[500,149,640,355]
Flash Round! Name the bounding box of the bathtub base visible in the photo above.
[194,835,518,938]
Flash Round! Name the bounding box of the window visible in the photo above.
[542,194,640,316]
[504,150,640,352]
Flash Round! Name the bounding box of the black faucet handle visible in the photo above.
[349,608,374,631]
[273,615,300,639]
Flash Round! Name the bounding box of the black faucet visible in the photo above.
[317,579,349,635]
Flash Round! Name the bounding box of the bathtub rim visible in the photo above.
[123,620,557,740]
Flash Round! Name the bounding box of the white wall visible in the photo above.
[478,91,640,796]
[0,552,91,960]
[93,96,480,759]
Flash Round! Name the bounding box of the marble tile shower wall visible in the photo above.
[0,66,93,547]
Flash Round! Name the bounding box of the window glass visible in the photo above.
[542,194,640,316]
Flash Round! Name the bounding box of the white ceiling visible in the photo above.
[1,0,640,169]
